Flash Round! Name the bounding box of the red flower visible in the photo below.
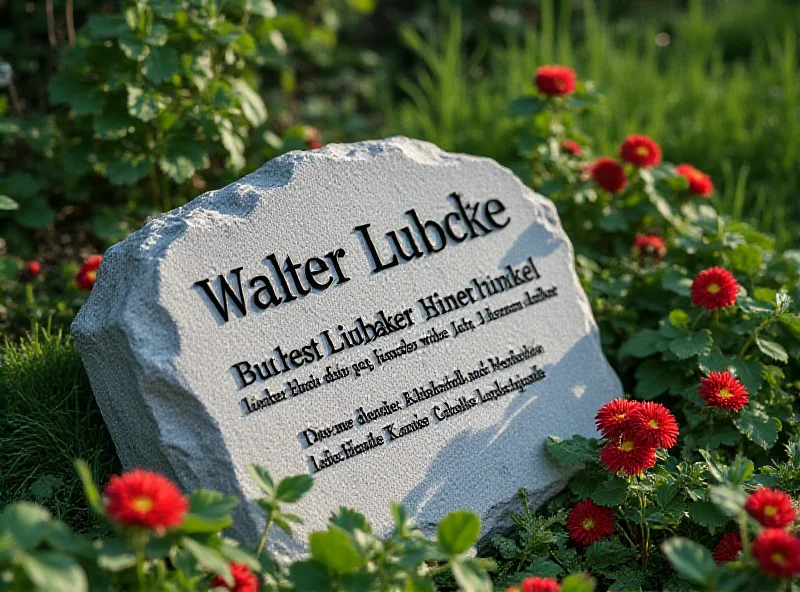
[620,135,661,167]
[304,126,322,150]
[698,371,749,411]
[690,267,739,310]
[595,399,639,440]
[104,469,188,531]
[599,435,656,476]
[589,157,627,193]
[22,261,41,280]
[534,65,576,97]
[521,577,560,592]
[632,234,666,261]
[567,499,616,546]
[751,529,800,578]
[713,532,742,564]
[76,255,103,291]
[676,164,713,197]
[563,140,582,155]
[212,562,260,592]
[745,488,797,528]
[628,402,679,449]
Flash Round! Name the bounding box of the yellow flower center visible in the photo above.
[707,283,721,294]
[718,388,733,399]
[648,419,660,429]
[635,146,650,157]
[764,505,778,517]
[620,441,635,452]
[615,413,627,421]
[132,496,153,513]
[771,552,787,566]
[87,270,97,283]
[582,518,596,531]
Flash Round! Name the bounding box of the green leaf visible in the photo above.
[96,539,137,572]
[250,0,278,17]
[309,529,362,574]
[688,501,728,531]
[729,244,763,276]
[0,503,51,550]
[347,0,376,13]
[182,490,238,533]
[546,435,598,468]
[735,406,781,449]
[509,96,546,116]
[591,476,629,506]
[660,538,716,586]
[232,79,268,127]
[618,329,668,358]
[87,14,129,38]
[598,210,628,232]
[181,537,232,585]
[275,474,314,503]
[74,460,101,513]
[219,121,246,170]
[585,538,636,571]
[20,551,87,592]
[438,511,481,555]
[450,557,492,592]
[248,465,275,498]
[662,269,692,297]
[105,151,151,186]
[93,105,137,140]
[48,73,105,116]
[143,46,181,84]
[126,86,165,122]
[14,197,55,229]
[709,485,748,518]
[561,573,596,592]
[118,31,149,61]
[330,507,371,534]
[669,330,713,360]
[289,560,333,592]
[526,555,564,578]
[755,337,788,363]
[158,141,209,183]
[635,360,678,400]
[0,194,19,210]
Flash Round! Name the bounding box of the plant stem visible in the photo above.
[712,309,720,329]
[133,532,147,592]
[255,514,273,559]
[738,511,750,557]
[691,310,706,331]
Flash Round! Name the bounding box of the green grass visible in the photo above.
[383,0,800,246]
[0,325,119,535]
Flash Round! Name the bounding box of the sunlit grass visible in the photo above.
[384,0,799,246]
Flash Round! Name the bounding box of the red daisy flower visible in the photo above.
[676,164,713,197]
[595,399,640,440]
[589,157,627,193]
[620,135,662,167]
[304,126,322,150]
[563,140,582,155]
[698,371,749,412]
[599,435,656,476]
[534,65,576,97]
[567,499,616,546]
[632,234,666,261]
[745,488,797,528]
[212,562,260,592]
[76,254,103,291]
[104,469,188,531]
[690,267,739,310]
[22,261,41,280]
[521,577,560,592]
[627,402,679,449]
[751,528,800,578]
[713,532,742,564]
